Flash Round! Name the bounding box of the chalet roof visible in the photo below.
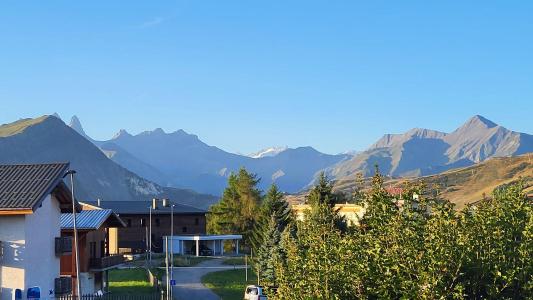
[0,163,71,211]
[61,209,125,230]
[81,200,206,215]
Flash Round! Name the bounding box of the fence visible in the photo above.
[56,294,161,300]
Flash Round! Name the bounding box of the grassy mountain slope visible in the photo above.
[334,154,532,208]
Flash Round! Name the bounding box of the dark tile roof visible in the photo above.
[0,163,70,211]
[81,200,206,215]
[61,209,125,230]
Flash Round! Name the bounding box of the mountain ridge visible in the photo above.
[330,115,533,180]
[0,115,217,209]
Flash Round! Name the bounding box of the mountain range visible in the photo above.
[69,116,351,195]
[0,114,531,208]
[328,115,533,180]
[0,116,217,209]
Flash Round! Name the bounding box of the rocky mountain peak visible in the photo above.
[69,115,86,137]
[460,115,498,130]
[112,129,131,139]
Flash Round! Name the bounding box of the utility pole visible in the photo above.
[165,236,170,300]
[66,170,81,298]
[149,204,152,266]
[170,202,175,300]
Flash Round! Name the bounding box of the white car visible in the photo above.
[244,285,267,300]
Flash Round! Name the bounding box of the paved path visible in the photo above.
[171,258,245,300]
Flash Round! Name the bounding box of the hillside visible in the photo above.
[333,154,533,208]
[0,115,218,209]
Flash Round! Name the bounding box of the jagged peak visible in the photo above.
[460,115,498,130]
[69,115,86,136]
[51,112,62,120]
[112,129,131,139]
[138,127,166,136]
[406,128,446,138]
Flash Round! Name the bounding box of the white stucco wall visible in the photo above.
[24,194,61,299]
[0,215,26,300]
[0,194,61,300]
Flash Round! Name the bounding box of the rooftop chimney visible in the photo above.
[152,198,158,210]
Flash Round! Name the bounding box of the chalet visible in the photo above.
[0,163,75,300]
[81,199,207,254]
[60,209,125,295]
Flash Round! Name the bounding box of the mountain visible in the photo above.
[330,115,533,180]
[249,146,288,158]
[0,115,217,209]
[104,128,348,194]
[334,154,533,208]
[67,118,349,195]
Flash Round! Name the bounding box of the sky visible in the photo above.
[1,1,532,155]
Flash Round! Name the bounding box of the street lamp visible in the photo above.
[64,170,81,298]
[170,202,175,299]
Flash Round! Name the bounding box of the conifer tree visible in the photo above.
[256,216,282,287]
[251,184,291,252]
[207,168,261,248]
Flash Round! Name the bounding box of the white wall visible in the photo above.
[0,194,61,300]
[0,215,26,300]
[24,194,61,299]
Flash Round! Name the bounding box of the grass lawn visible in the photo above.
[108,268,155,294]
[202,268,257,300]
[222,257,246,265]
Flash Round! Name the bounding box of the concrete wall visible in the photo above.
[24,194,61,299]
[0,194,61,300]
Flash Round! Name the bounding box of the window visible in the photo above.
[127,219,132,227]
[182,226,187,233]
[155,218,160,227]
[195,218,199,225]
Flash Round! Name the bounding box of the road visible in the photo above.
[170,258,245,300]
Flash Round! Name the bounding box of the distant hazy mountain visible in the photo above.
[330,115,533,180]
[67,117,349,195]
[0,116,217,209]
[249,146,288,158]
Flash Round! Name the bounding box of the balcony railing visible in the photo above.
[89,254,125,270]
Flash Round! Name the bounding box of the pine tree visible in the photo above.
[251,184,291,252]
[256,216,282,287]
[207,168,262,248]
[306,172,337,207]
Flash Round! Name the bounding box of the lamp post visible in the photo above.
[65,170,81,298]
[170,202,175,299]
[149,204,152,265]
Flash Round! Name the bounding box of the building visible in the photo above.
[60,209,126,295]
[0,163,75,300]
[81,200,207,254]
[292,203,366,226]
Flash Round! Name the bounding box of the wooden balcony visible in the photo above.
[89,254,125,270]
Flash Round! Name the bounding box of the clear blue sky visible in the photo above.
[1,1,532,154]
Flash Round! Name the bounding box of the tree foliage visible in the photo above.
[272,167,532,299]
[207,168,261,247]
